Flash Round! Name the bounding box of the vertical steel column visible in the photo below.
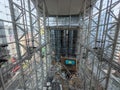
[47,17,51,69]
[87,2,95,90]
[8,0,26,89]
[69,30,73,56]
[0,69,5,90]
[57,30,61,60]
[95,0,103,46]
[38,18,44,90]
[81,0,87,89]
[76,15,82,59]
[56,16,58,28]
[35,0,44,89]
[43,1,48,80]
[69,15,71,28]
[55,30,59,61]
[28,0,39,89]
[105,13,120,90]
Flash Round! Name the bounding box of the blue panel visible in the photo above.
[65,59,76,65]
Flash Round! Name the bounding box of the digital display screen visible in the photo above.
[65,59,76,65]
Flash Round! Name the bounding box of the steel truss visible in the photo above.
[77,0,120,90]
[0,0,51,90]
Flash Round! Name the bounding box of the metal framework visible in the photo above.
[0,0,120,90]
[77,0,120,90]
[0,0,50,90]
